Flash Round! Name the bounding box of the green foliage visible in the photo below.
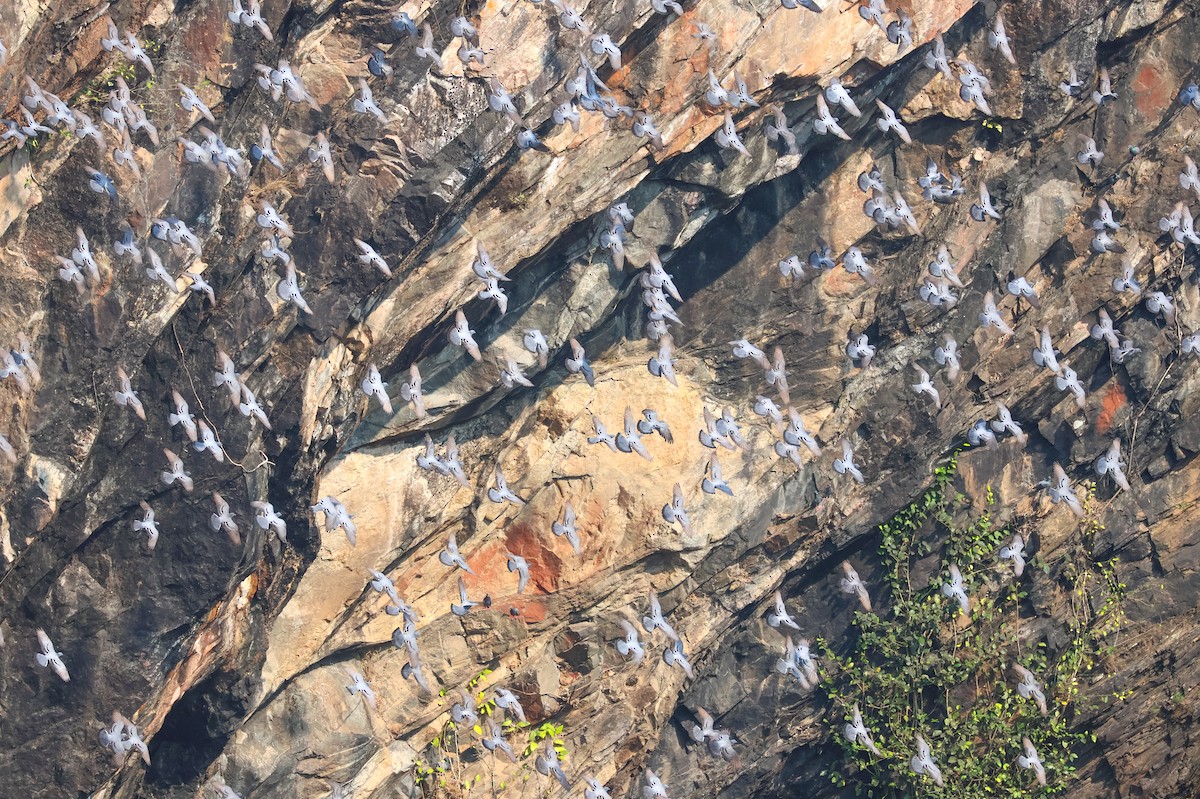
[76,60,139,107]
[466,668,493,690]
[821,454,1124,798]
[522,721,568,760]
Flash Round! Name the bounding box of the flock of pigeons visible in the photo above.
[0,0,1191,796]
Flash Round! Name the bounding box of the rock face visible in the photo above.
[3,0,1200,797]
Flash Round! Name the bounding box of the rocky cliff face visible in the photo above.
[3,0,1200,797]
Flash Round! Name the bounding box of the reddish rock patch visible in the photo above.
[1095,381,1128,436]
[1133,59,1171,119]
[504,519,563,595]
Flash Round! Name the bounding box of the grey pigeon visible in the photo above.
[1092,67,1117,105]
[484,80,523,125]
[616,619,645,663]
[987,13,1016,64]
[843,704,882,756]
[210,492,241,545]
[968,419,998,450]
[1055,363,1087,409]
[642,769,670,799]
[450,576,477,616]
[990,402,1027,445]
[763,103,798,155]
[839,561,871,612]
[360,363,393,414]
[450,309,482,360]
[662,639,695,678]
[924,33,953,79]
[1043,463,1083,517]
[113,366,146,421]
[451,689,479,725]
[252,500,287,542]
[776,635,818,689]
[701,452,733,495]
[494,687,526,723]
[910,734,944,787]
[999,533,1026,578]
[1018,737,1048,786]
[534,741,572,790]
[833,439,864,484]
[874,99,911,143]
[504,551,531,593]
[345,667,377,709]
[36,628,70,682]
[911,366,940,409]
[552,502,583,555]
[585,777,613,799]
[642,590,679,641]
[487,466,525,506]
[813,94,851,140]
[616,407,653,460]
[482,719,518,762]
[1059,65,1082,96]
[638,409,673,443]
[766,589,800,630]
[439,531,475,574]
[131,500,160,550]
[661,483,692,534]
[940,564,969,614]
[1012,662,1049,715]
[1095,439,1131,492]
[979,291,1013,335]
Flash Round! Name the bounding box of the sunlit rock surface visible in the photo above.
[2,0,1200,797]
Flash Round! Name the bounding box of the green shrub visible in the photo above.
[821,452,1123,797]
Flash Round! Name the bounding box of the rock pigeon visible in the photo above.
[616,618,645,663]
[1018,736,1048,786]
[839,562,872,612]
[438,531,474,574]
[1012,662,1049,716]
[661,483,692,535]
[910,733,944,787]
[551,501,583,555]
[131,500,160,550]
[36,628,70,682]
[642,590,680,642]
[999,533,1026,578]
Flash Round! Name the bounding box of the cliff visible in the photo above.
[1,0,1199,797]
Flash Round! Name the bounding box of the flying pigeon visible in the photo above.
[661,483,692,535]
[1018,737,1048,786]
[843,703,882,756]
[940,564,970,614]
[910,734,944,787]
[210,493,241,545]
[131,500,160,550]
[616,619,645,663]
[450,310,482,360]
[1012,662,1049,716]
[766,590,801,630]
[642,590,680,642]
[999,533,1026,578]
[345,667,377,709]
[839,562,872,612]
[551,502,583,555]
[36,628,70,682]
[990,402,1027,445]
[504,551,531,593]
[1094,439,1131,492]
[834,439,864,484]
[438,531,474,574]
